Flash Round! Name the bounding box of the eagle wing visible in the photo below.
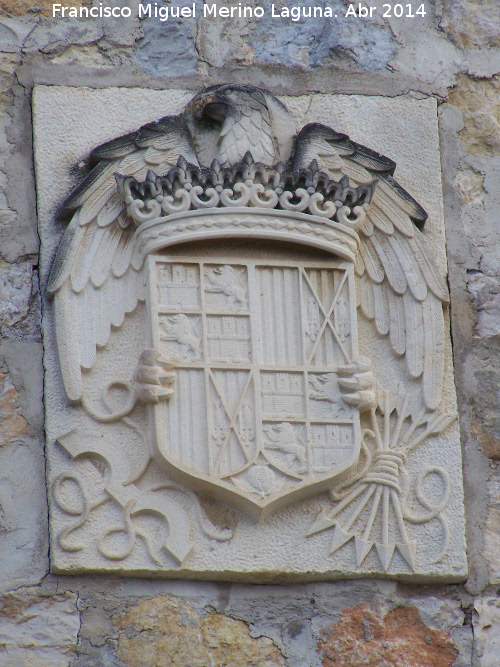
[294,124,449,410]
[47,115,198,403]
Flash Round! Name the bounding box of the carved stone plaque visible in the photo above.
[34,85,467,581]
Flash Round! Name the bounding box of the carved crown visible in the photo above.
[115,152,377,230]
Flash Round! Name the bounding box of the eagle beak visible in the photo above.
[185,91,220,120]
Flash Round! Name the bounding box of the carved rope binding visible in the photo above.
[115,153,378,228]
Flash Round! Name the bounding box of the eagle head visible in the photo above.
[185,84,296,167]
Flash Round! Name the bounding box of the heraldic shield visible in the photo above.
[145,230,361,520]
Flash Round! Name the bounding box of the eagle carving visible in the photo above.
[48,83,448,418]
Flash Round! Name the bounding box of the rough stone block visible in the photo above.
[0,341,48,592]
[0,261,32,328]
[318,603,458,666]
[0,587,79,666]
[474,598,500,667]
[114,595,285,667]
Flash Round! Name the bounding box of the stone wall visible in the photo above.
[0,1,499,664]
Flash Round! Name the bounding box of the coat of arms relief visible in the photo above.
[43,85,465,579]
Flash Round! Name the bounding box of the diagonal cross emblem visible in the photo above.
[209,370,254,475]
[301,268,351,365]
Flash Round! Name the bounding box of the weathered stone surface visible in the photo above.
[448,75,500,157]
[0,58,38,263]
[78,605,114,649]
[467,273,500,342]
[23,18,105,55]
[0,261,32,328]
[318,604,458,666]
[439,0,500,49]
[115,595,285,667]
[0,0,84,17]
[472,409,500,461]
[193,1,467,92]
[440,76,500,609]
[0,342,48,591]
[0,365,28,444]
[484,465,500,583]
[0,51,17,92]
[474,598,500,666]
[264,4,394,70]
[0,587,79,666]
[0,341,44,438]
[0,18,35,52]
[134,0,200,76]
[196,11,254,67]
[454,167,485,206]
[455,159,500,460]
[408,596,472,667]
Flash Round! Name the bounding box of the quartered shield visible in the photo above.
[147,254,361,519]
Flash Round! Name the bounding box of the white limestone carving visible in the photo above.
[204,265,248,310]
[117,164,370,226]
[147,255,360,518]
[307,384,456,573]
[160,314,201,360]
[52,430,232,567]
[35,85,466,580]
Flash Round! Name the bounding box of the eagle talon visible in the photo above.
[159,370,177,385]
[337,356,375,412]
[133,349,176,404]
[337,377,358,391]
[337,372,374,392]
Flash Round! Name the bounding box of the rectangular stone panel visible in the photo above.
[34,85,467,581]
